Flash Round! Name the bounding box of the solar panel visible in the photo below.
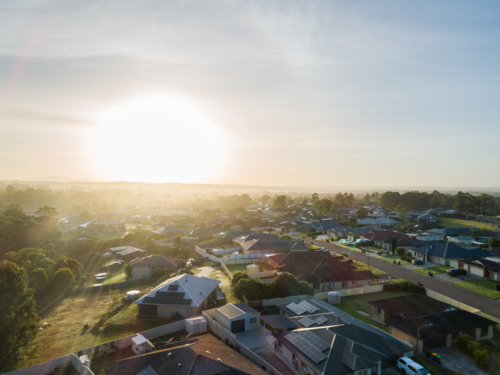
[297,301,319,314]
[297,317,316,327]
[299,330,330,351]
[168,284,179,291]
[155,291,185,298]
[286,302,306,316]
[284,332,327,364]
[143,297,192,306]
[314,316,329,326]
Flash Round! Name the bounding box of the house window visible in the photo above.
[375,307,382,316]
[313,283,320,289]
[249,317,257,324]
[188,308,192,313]
[352,281,356,285]
[342,282,348,288]
[481,326,489,337]
[358,370,368,375]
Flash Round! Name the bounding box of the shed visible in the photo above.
[131,334,149,355]
[215,303,261,334]
[246,264,259,274]
[185,316,207,334]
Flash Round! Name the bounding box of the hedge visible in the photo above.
[383,280,425,294]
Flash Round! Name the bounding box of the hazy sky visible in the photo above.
[1,1,500,187]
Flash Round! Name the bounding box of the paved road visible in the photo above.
[309,239,500,320]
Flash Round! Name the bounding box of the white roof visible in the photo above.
[132,334,148,345]
[135,274,220,307]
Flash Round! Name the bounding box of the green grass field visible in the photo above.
[332,291,414,332]
[226,264,248,274]
[439,217,499,231]
[413,266,451,275]
[305,243,321,250]
[454,279,500,299]
[375,253,412,265]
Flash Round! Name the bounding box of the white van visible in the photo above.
[397,357,430,375]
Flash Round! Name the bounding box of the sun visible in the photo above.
[94,94,224,183]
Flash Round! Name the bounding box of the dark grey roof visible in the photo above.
[414,242,490,259]
[277,300,331,317]
[368,294,450,319]
[261,314,298,330]
[103,345,250,375]
[234,303,260,314]
[289,313,346,328]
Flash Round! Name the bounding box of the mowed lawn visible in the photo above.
[439,217,499,231]
[453,279,500,299]
[332,291,414,332]
[413,266,451,275]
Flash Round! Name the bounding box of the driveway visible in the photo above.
[308,239,500,319]
[195,266,214,277]
[433,272,484,285]
[432,347,487,375]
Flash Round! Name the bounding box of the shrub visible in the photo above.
[383,280,425,294]
[457,334,473,353]
[467,341,481,358]
[481,339,496,354]
[496,283,500,291]
[473,349,489,368]
[333,237,339,241]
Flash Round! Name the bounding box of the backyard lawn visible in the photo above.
[101,270,127,285]
[226,264,248,274]
[332,291,414,332]
[413,266,451,275]
[208,269,240,304]
[453,279,500,299]
[439,217,500,231]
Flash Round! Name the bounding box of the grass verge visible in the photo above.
[453,279,500,299]
[413,266,451,275]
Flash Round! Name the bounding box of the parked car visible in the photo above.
[397,357,429,375]
[447,268,467,277]
[412,259,424,265]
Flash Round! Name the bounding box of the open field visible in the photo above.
[413,265,451,275]
[208,269,239,304]
[454,279,500,299]
[331,291,414,332]
[439,217,499,231]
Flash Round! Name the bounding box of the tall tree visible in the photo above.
[273,195,287,210]
[396,204,408,226]
[0,261,39,372]
[355,207,368,219]
[311,193,319,205]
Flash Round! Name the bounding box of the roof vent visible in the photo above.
[167,352,172,357]
[217,358,222,362]
[206,351,211,355]
[178,363,182,367]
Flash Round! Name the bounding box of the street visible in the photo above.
[309,239,500,320]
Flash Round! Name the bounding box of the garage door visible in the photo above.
[231,319,245,334]
[138,304,157,316]
[423,335,447,351]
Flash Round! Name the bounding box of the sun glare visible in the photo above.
[94,95,224,183]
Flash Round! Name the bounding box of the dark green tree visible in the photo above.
[231,271,250,286]
[0,261,39,372]
[355,207,368,219]
[273,195,287,210]
[391,238,398,255]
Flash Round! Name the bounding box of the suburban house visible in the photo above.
[427,227,472,238]
[411,242,491,267]
[135,274,220,318]
[277,300,333,318]
[215,229,254,240]
[460,257,500,281]
[447,236,480,249]
[58,214,88,232]
[212,303,261,334]
[190,227,222,239]
[271,322,413,375]
[300,221,344,233]
[369,294,455,323]
[103,334,267,375]
[114,246,145,261]
[357,217,398,228]
[417,214,438,223]
[268,252,380,292]
[129,254,180,280]
[233,233,307,254]
[389,309,497,352]
[344,228,383,241]
[79,220,126,235]
[360,231,409,249]
[149,225,187,237]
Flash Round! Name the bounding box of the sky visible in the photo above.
[1,1,500,187]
